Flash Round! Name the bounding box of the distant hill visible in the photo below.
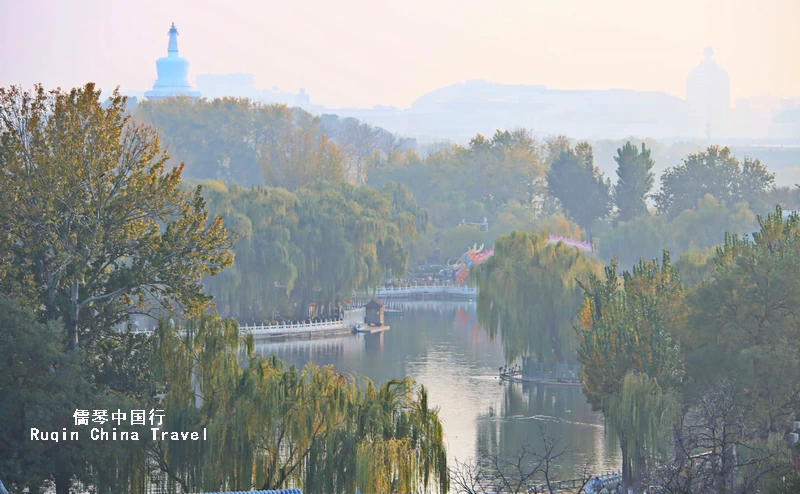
[331,80,693,142]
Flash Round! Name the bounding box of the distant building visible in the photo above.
[294,88,310,111]
[261,86,312,111]
[770,106,800,139]
[192,73,313,110]
[686,47,731,139]
[194,73,261,100]
[144,23,201,101]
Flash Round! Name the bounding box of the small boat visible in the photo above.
[499,370,523,381]
[384,308,404,316]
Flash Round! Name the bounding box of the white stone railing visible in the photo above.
[241,319,348,337]
[125,319,350,338]
[375,282,476,297]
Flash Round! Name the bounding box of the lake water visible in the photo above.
[252,301,621,481]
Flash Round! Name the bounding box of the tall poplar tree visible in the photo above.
[613,142,655,223]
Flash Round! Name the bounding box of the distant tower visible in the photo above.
[144,23,201,101]
[686,47,730,139]
[294,88,310,111]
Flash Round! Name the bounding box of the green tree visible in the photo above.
[0,296,89,493]
[199,180,424,320]
[674,246,716,285]
[201,185,302,320]
[597,195,756,269]
[613,142,655,223]
[474,230,601,363]
[597,215,667,269]
[368,129,549,231]
[653,146,775,218]
[0,83,234,349]
[546,142,612,243]
[137,96,295,185]
[667,194,755,253]
[261,111,346,190]
[292,183,414,311]
[684,207,800,431]
[576,253,684,492]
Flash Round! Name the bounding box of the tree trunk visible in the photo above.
[672,423,688,485]
[297,295,309,319]
[620,434,632,492]
[69,279,79,350]
[54,471,71,494]
[633,447,647,493]
[551,324,564,363]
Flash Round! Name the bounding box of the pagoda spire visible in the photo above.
[168,22,179,55]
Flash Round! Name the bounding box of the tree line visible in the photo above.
[135,94,800,274]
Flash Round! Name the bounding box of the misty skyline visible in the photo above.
[2,0,799,109]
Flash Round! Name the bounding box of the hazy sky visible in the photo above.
[1,0,798,108]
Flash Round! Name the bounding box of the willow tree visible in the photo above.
[200,180,423,320]
[576,252,684,492]
[202,185,302,320]
[291,182,417,316]
[473,230,601,363]
[149,312,448,493]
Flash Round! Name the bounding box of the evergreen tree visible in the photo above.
[546,142,612,243]
[613,142,655,223]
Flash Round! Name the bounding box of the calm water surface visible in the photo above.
[252,302,621,480]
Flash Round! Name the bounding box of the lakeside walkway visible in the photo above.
[127,285,478,338]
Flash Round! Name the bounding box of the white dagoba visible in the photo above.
[145,23,201,101]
